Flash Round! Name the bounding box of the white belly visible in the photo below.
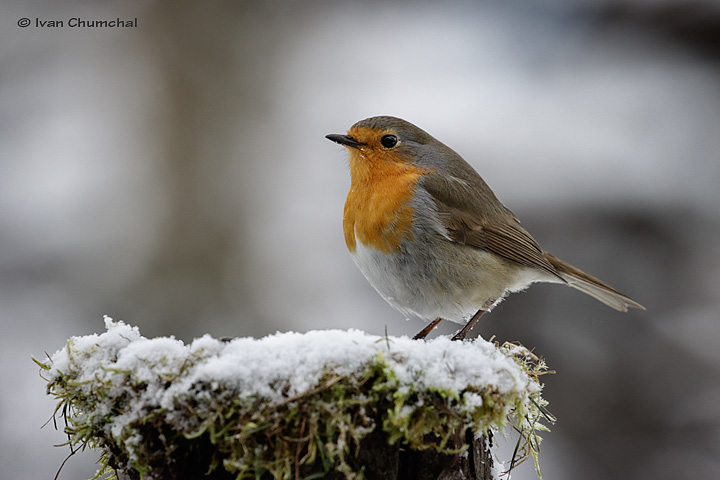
[350,236,550,324]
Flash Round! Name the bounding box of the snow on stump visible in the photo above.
[37,317,552,480]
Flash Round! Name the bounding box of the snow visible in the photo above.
[47,317,539,446]
[49,317,534,401]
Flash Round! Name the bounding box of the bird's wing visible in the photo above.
[421,173,562,280]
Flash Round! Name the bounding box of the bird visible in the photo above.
[326,116,645,341]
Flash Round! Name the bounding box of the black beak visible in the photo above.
[325,133,365,149]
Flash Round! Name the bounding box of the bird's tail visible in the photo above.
[544,253,645,312]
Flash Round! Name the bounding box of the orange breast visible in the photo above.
[343,147,430,254]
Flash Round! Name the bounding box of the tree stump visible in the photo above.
[37,318,550,480]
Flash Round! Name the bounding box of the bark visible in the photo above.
[317,428,494,480]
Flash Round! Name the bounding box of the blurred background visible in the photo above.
[2,0,719,478]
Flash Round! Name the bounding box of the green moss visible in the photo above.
[36,325,551,479]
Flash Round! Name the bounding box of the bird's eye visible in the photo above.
[380,134,398,148]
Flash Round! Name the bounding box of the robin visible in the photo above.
[326,116,645,341]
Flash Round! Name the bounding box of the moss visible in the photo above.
[36,321,552,479]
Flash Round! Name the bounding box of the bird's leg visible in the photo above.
[412,318,443,340]
[451,309,486,341]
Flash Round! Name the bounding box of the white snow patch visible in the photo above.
[47,317,538,444]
